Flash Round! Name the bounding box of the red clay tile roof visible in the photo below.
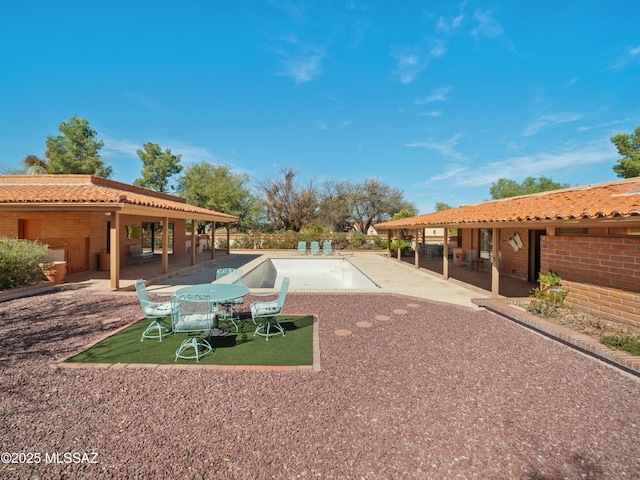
[0,175,238,222]
[376,178,640,229]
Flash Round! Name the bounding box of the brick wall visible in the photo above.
[0,212,189,272]
[541,235,640,326]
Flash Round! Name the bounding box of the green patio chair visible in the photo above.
[322,241,333,255]
[252,277,290,341]
[297,241,307,255]
[135,279,173,342]
[310,241,320,255]
[171,294,216,362]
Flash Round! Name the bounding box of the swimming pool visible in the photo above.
[242,257,379,290]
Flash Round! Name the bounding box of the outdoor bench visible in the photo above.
[130,245,155,263]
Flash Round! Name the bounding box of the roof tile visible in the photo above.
[376,178,640,229]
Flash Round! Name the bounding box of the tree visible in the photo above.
[489,176,569,199]
[611,126,640,178]
[22,155,48,173]
[435,202,452,211]
[45,116,111,177]
[134,142,182,192]
[257,168,318,232]
[316,180,353,232]
[350,178,416,234]
[178,162,260,233]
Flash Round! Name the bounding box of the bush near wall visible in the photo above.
[227,232,385,251]
[0,238,50,290]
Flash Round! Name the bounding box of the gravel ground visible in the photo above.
[1,288,640,479]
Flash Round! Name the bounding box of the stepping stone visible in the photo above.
[375,315,390,321]
[393,309,408,315]
[356,321,373,329]
[334,329,352,337]
[407,303,421,309]
[102,317,121,324]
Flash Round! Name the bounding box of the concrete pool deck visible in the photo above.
[126,252,491,309]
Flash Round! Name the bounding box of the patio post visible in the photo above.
[396,230,401,261]
[109,211,120,290]
[190,219,196,266]
[414,228,419,268]
[491,227,500,298]
[387,230,392,257]
[211,223,216,259]
[162,216,169,274]
[226,223,231,255]
[442,227,449,280]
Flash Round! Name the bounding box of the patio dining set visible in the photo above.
[135,269,290,362]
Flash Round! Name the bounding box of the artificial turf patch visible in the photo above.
[67,315,314,366]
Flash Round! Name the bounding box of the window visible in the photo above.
[479,229,492,260]
[142,222,174,254]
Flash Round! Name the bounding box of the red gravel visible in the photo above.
[1,289,639,479]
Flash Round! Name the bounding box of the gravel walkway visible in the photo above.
[1,289,639,479]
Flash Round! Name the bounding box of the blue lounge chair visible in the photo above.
[297,241,307,255]
[310,241,320,255]
[322,241,333,255]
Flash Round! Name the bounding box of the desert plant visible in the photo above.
[527,286,567,318]
[601,334,640,356]
[0,237,50,290]
[538,270,563,288]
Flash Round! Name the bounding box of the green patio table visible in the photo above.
[175,284,250,303]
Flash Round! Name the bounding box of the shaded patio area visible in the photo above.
[63,250,263,291]
[395,254,537,297]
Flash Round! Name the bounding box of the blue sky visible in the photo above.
[1,1,639,213]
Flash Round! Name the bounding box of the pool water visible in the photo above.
[242,257,379,290]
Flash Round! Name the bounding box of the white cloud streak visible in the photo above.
[522,113,581,137]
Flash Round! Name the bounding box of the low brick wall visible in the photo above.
[541,235,640,327]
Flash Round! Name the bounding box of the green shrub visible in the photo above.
[0,237,50,290]
[601,335,640,356]
[331,232,350,250]
[232,235,254,249]
[373,236,388,249]
[390,239,411,252]
[348,232,368,248]
[526,287,567,318]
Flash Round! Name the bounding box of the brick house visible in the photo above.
[375,178,640,327]
[0,175,238,289]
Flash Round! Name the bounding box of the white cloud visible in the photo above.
[310,121,328,131]
[406,133,466,160]
[415,86,452,104]
[419,111,442,117]
[123,92,169,112]
[102,134,223,166]
[391,38,447,84]
[522,113,581,137]
[471,9,503,39]
[609,44,640,70]
[419,139,614,190]
[274,37,326,83]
